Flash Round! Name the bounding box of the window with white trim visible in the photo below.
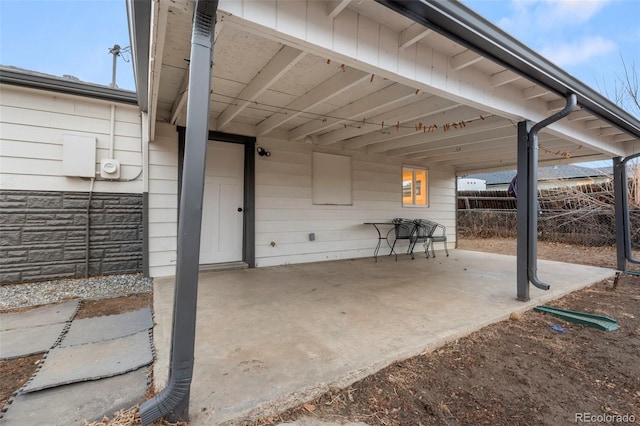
[402,167,428,206]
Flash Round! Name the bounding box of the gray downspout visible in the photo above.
[613,156,627,271]
[142,191,149,276]
[516,121,531,300]
[616,152,640,267]
[518,94,577,300]
[139,1,218,424]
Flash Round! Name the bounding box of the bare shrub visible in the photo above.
[458,180,640,247]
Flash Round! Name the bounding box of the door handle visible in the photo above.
[237,207,243,212]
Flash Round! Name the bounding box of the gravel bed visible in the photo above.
[0,274,154,311]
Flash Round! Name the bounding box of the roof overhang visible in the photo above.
[131,0,640,173]
[0,66,138,105]
[126,0,151,112]
[375,0,640,143]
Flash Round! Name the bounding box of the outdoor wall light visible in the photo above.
[257,146,271,157]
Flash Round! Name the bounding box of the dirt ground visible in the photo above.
[458,237,623,269]
[250,239,639,426]
[254,275,639,425]
[1,239,639,425]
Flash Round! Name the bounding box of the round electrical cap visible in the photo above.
[103,161,117,174]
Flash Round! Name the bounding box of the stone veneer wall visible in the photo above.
[1,190,143,284]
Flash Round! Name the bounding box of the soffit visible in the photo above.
[151,0,636,174]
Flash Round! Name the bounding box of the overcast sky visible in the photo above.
[1,0,638,115]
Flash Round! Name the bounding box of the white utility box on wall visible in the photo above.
[100,159,121,179]
[62,135,97,177]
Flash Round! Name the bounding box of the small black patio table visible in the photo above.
[363,222,397,262]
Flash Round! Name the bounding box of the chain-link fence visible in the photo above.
[457,181,640,248]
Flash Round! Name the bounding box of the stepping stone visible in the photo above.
[1,367,149,426]
[59,308,153,347]
[0,323,68,360]
[22,331,153,393]
[0,300,79,331]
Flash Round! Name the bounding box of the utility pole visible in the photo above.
[108,44,130,88]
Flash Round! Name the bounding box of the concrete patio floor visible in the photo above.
[151,249,615,425]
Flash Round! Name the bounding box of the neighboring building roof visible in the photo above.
[466,165,612,185]
[0,65,138,105]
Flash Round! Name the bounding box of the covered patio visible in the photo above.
[125,0,640,422]
[151,250,614,424]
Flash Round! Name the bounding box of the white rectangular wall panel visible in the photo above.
[312,152,352,205]
[62,134,96,177]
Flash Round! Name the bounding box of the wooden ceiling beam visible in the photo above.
[399,23,432,49]
[257,67,369,136]
[217,45,306,130]
[288,83,418,141]
[327,0,351,19]
[450,49,483,71]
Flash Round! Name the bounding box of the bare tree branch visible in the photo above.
[618,54,640,118]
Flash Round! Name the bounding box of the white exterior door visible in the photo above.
[200,141,244,264]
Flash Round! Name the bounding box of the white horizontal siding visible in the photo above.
[1,139,61,159]
[1,123,141,159]
[149,179,178,195]
[147,123,179,277]
[148,209,177,223]
[0,105,140,138]
[148,252,177,278]
[148,193,179,209]
[0,88,140,123]
[0,84,142,193]
[149,236,179,252]
[145,126,456,276]
[254,137,456,267]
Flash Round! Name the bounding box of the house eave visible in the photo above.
[0,66,138,105]
[375,0,640,143]
[126,0,151,112]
